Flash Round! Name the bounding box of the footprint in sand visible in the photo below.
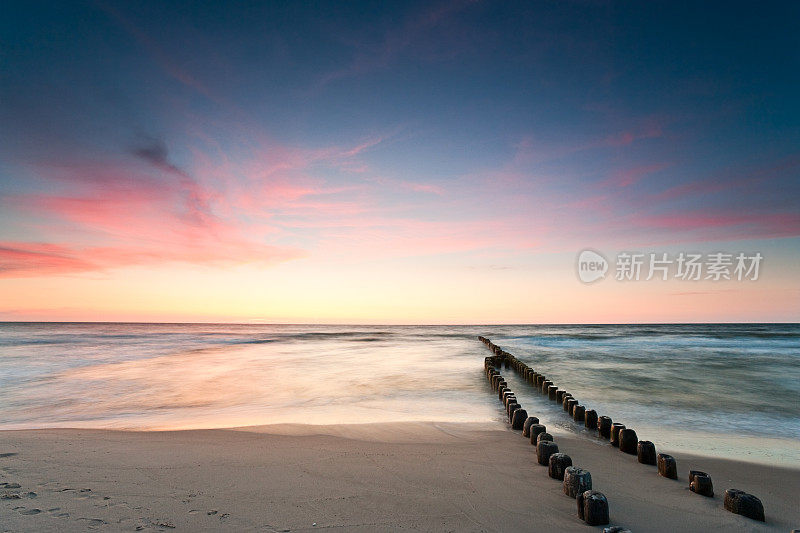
[46,506,68,518]
[78,518,107,527]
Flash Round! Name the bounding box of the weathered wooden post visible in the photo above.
[610,423,625,447]
[498,383,508,399]
[529,424,547,445]
[511,408,527,430]
[548,453,572,480]
[548,385,558,401]
[689,470,713,497]
[597,416,612,439]
[502,390,515,405]
[562,394,573,412]
[565,398,578,415]
[723,489,764,521]
[522,416,540,438]
[578,490,609,526]
[637,441,657,465]
[657,454,677,479]
[563,466,592,498]
[584,409,598,430]
[536,440,559,466]
[618,428,637,455]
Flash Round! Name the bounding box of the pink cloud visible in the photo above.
[364,176,446,196]
[650,156,800,203]
[0,239,301,278]
[635,211,800,238]
[2,124,469,278]
[408,183,445,195]
[1,155,305,277]
[600,163,670,188]
[560,193,612,211]
[601,119,664,147]
[184,129,398,216]
[0,243,98,276]
[508,119,669,171]
[10,116,792,283]
[339,135,389,158]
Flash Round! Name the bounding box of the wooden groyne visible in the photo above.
[482,339,609,527]
[479,335,766,525]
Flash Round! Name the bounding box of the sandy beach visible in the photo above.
[1,421,798,532]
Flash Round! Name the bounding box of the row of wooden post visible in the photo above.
[484,350,612,527]
[478,336,765,523]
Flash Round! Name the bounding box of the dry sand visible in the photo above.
[1,421,798,532]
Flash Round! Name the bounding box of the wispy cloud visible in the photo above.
[95,1,215,100]
[1,149,306,277]
[312,0,480,91]
[599,163,670,188]
[648,155,800,203]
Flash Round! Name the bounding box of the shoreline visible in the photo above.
[1,421,798,532]
[4,419,796,468]
[495,368,800,470]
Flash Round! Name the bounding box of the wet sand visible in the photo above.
[1,421,798,532]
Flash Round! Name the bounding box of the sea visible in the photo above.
[1,322,798,466]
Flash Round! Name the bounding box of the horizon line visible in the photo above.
[1,320,798,326]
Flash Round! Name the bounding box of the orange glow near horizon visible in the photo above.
[2,249,798,324]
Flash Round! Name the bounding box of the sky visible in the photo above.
[1,0,798,323]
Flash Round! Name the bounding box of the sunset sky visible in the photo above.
[1,1,798,323]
